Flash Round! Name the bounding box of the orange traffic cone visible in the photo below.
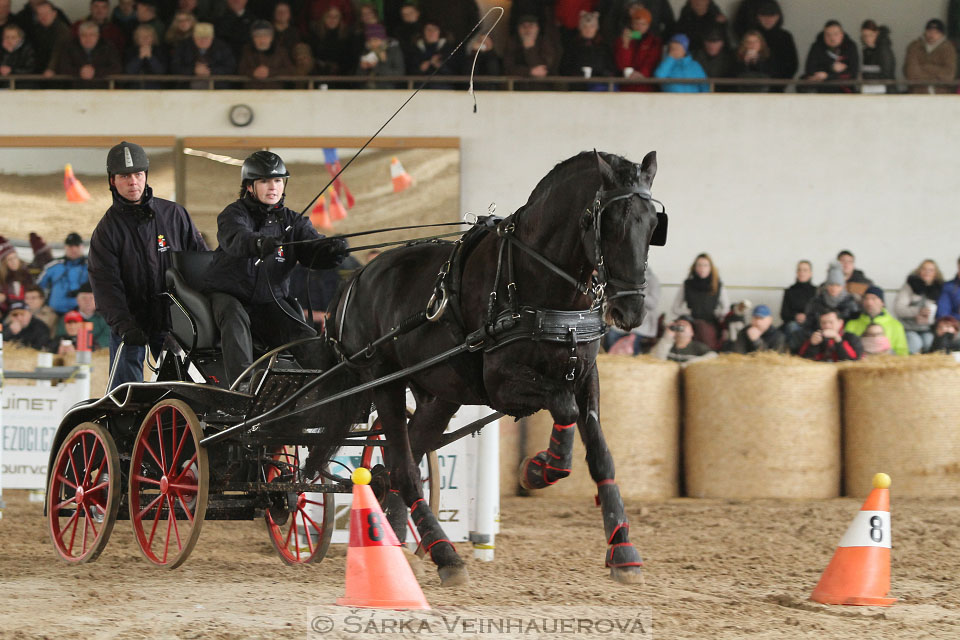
[390,157,413,193]
[337,468,429,610]
[64,164,90,203]
[811,473,897,606]
[310,196,331,230]
[329,189,347,222]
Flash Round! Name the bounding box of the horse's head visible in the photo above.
[585,150,666,331]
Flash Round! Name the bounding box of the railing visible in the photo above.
[0,73,955,92]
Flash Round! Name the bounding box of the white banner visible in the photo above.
[1,383,87,490]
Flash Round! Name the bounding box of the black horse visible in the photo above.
[310,150,665,585]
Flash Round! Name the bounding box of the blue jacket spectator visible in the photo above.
[654,33,709,92]
[937,258,960,322]
[38,232,89,314]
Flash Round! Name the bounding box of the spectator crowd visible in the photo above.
[605,250,960,364]
[1,0,959,91]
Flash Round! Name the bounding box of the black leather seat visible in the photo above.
[166,251,219,351]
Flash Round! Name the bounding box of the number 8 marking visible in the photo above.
[869,515,883,543]
[368,512,384,542]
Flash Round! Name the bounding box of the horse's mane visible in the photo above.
[525,151,637,204]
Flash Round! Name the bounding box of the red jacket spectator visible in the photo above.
[615,33,662,91]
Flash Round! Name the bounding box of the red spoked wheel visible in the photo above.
[264,446,335,565]
[47,422,121,563]
[129,399,209,569]
[360,418,440,558]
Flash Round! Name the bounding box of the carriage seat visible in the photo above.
[166,251,219,351]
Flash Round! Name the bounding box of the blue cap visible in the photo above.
[670,33,690,51]
[752,304,771,317]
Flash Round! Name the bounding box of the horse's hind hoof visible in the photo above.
[438,564,469,587]
[610,566,644,585]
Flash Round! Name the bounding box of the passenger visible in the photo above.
[88,141,208,390]
[204,151,348,389]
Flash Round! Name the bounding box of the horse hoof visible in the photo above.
[610,566,644,585]
[403,548,425,578]
[438,564,470,587]
[517,457,535,491]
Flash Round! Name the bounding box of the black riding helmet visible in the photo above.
[106,141,149,177]
[240,150,290,201]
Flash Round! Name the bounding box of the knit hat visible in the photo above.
[65,232,83,246]
[825,261,845,286]
[757,1,780,17]
[926,18,946,33]
[250,19,274,34]
[752,304,772,318]
[670,33,690,52]
[364,23,387,40]
[29,232,49,254]
[629,6,652,23]
[864,285,885,303]
[0,235,15,262]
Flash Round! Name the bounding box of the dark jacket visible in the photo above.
[804,30,859,92]
[0,40,37,74]
[802,290,861,332]
[731,325,787,354]
[237,43,296,88]
[780,280,817,324]
[215,10,254,60]
[204,196,337,305]
[758,22,798,88]
[559,35,616,80]
[861,27,895,89]
[171,37,237,76]
[673,1,726,53]
[31,19,71,71]
[55,39,122,82]
[798,331,863,361]
[88,185,208,336]
[124,45,167,75]
[3,316,52,350]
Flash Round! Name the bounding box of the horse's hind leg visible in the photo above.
[374,383,468,586]
[576,364,644,584]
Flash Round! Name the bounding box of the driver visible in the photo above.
[204,151,349,388]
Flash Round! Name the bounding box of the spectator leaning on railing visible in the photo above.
[654,33,709,92]
[693,26,734,88]
[802,19,859,93]
[1,23,35,76]
[904,18,957,94]
[859,19,895,94]
[53,19,122,86]
[798,309,863,362]
[171,21,236,87]
[238,19,294,88]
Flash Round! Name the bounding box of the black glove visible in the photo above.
[255,235,280,259]
[312,236,349,269]
[123,327,148,346]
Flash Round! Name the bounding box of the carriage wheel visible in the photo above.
[263,446,335,565]
[47,422,121,564]
[129,399,209,569]
[360,420,440,558]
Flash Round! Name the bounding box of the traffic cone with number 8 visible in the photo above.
[810,472,897,606]
[337,467,430,610]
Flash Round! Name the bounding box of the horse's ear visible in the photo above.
[637,150,657,186]
[593,149,610,179]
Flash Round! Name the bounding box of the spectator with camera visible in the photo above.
[928,315,960,353]
[845,286,908,355]
[798,309,863,361]
[2,300,51,350]
[729,304,786,354]
[894,258,942,353]
[614,6,663,93]
[651,314,717,365]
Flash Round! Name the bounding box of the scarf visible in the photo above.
[111,184,155,223]
[684,275,720,321]
[907,274,941,301]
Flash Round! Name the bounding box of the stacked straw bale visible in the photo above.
[841,354,960,497]
[519,354,681,499]
[684,353,841,498]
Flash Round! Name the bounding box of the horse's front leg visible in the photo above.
[576,364,644,584]
[518,421,576,490]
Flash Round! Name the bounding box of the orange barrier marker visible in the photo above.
[390,157,413,193]
[310,196,331,230]
[329,189,348,222]
[811,473,897,606]
[337,468,430,610]
[64,164,91,203]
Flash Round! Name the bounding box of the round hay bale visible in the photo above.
[519,354,680,500]
[685,353,840,498]
[841,355,960,497]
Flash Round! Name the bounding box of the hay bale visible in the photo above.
[841,355,960,497]
[685,353,841,498]
[2,345,111,396]
[519,355,680,500]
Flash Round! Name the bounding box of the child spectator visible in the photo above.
[734,29,773,91]
[238,20,295,87]
[357,21,403,87]
[860,323,892,356]
[798,309,863,361]
[844,285,909,355]
[0,238,35,312]
[693,26,734,88]
[38,232,88,314]
[1,23,35,77]
[2,300,51,350]
[894,259,942,353]
[729,304,786,353]
[753,0,796,92]
[651,314,716,364]
[23,285,56,334]
[671,252,728,349]
[674,0,727,55]
[308,7,358,75]
[54,19,122,84]
[504,14,561,84]
[802,262,860,333]
[928,315,960,353]
[615,6,662,93]
[803,19,858,93]
[781,259,816,350]
[559,11,615,89]
[654,33,709,92]
[904,18,957,94]
[860,19,895,94]
[171,21,236,87]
